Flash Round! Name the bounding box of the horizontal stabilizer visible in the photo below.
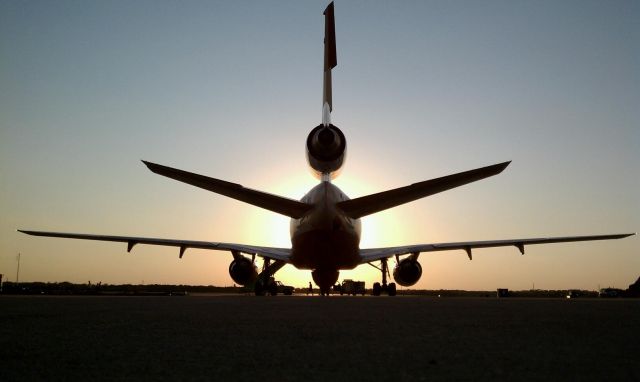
[338,161,511,218]
[142,161,312,218]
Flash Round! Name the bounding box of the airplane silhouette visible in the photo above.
[19,2,634,295]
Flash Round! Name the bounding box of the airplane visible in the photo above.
[19,2,634,296]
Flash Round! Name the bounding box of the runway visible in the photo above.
[1,295,638,381]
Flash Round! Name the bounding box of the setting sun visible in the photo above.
[241,171,434,288]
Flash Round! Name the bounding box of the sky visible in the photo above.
[1,0,638,291]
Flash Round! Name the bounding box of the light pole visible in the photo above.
[16,253,21,284]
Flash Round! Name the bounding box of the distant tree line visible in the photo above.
[0,281,244,295]
[2,277,638,297]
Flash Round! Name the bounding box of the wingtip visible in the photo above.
[141,160,158,172]
[491,160,511,174]
[325,1,334,12]
[613,233,635,239]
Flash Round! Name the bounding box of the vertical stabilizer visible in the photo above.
[323,2,337,121]
[307,2,346,180]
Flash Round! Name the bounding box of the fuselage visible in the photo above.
[289,181,361,272]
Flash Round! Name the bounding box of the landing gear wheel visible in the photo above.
[254,281,266,296]
[372,282,381,296]
[387,282,397,296]
[268,281,278,296]
[373,258,393,296]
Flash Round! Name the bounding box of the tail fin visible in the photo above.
[323,1,337,121]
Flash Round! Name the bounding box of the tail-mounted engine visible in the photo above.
[393,257,423,287]
[306,123,346,179]
[228,257,258,286]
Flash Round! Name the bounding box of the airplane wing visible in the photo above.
[359,233,635,263]
[142,161,312,219]
[337,161,510,219]
[18,230,291,262]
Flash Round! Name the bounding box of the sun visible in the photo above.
[239,172,413,287]
[252,172,410,250]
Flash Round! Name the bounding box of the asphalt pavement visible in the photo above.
[1,295,638,381]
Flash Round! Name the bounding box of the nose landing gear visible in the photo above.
[312,268,339,296]
[371,258,396,296]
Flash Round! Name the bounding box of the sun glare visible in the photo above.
[237,171,418,287]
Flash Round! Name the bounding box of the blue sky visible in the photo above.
[1,0,638,290]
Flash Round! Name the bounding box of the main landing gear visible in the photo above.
[371,258,396,296]
[254,258,286,296]
[254,278,278,296]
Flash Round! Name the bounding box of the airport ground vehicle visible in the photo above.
[339,280,365,296]
[275,281,294,295]
[566,290,580,299]
[599,288,623,298]
[254,277,293,296]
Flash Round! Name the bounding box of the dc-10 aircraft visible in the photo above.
[20,2,634,295]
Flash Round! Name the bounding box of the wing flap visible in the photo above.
[142,161,312,219]
[359,233,635,263]
[18,230,291,262]
[337,161,510,219]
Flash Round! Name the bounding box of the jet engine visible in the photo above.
[393,258,422,287]
[228,257,258,286]
[306,123,346,179]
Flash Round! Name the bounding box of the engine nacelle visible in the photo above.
[393,258,423,287]
[228,257,258,286]
[306,123,346,179]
